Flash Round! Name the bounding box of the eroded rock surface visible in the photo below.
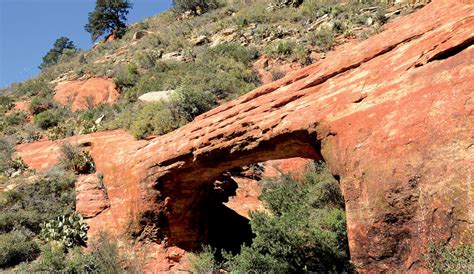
[16,0,474,271]
[54,78,119,111]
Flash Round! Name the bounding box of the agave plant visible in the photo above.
[40,212,89,248]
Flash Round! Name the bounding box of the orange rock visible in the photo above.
[53,78,119,111]
[75,174,110,218]
[16,0,474,271]
[263,157,312,178]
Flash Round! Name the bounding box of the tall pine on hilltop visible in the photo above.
[84,0,132,42]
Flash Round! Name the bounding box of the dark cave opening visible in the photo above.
[203,168,258,255]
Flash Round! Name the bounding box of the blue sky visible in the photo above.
[0,0,172,88]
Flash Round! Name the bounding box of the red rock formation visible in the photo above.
[75,174,110,218]
[16,0,474,271]
[54,78,119,111]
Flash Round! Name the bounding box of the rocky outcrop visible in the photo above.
[54,78,119,111]
[75,174,110,218]
[16,0,474,271]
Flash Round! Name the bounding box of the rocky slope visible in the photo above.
[16,0,474,271]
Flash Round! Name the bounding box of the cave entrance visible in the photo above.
[201,157,349,264]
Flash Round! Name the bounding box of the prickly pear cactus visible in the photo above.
[40,212,89,248]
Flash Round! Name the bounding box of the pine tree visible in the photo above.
[39,37,77,70]
[84,0,132,42]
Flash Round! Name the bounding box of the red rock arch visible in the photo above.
[16,0,473,271]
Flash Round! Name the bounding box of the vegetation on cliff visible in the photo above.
[191,161,353,272]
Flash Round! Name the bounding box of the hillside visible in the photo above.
[1,0,473,272]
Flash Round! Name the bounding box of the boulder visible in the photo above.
[16,0,474,271]
[53,78,119,112]
[137,90,174,103]
[133,30,147,40]
[190,35,208,45]
[161,51,185,62]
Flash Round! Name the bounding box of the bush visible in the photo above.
[0,136,15,175]
[114,63,139,89]
[226,161,352,272]
[265,40,297,58]
[426,242,474,273]
[13,78,52,97]
[23,232,136,273]
[0,168,76,234]
[172,88,217,121]
[189,245,220,272]
[29,95,54,115]
[60,143,96,174]
[128,102,185,139]
[34,109,63,129]
[0,231,40,268]
[0,111,28,131]
[172,0,221,15]
[0,96,13,113]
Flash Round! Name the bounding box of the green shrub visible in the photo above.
[29,95,54,115]
[0,96,13,113]
[34,109,63,129]
[60,143,96,174]
[0,168,76,234]
[40,212,89,248]
[426,242,474,273]
[309,27,336,52]
[0,136,15,175]
[23,232,136,273]
[265,40,297,58]
[172,88,217,121]
[13,78,52,97]
[0,231,40,268]
[128,102,185,139]
[0,111,28,131]
[204,42,259,66]
[189,245,220,272]
[172,0,221,15]
[226,161,352,272]
[114,63,139,89]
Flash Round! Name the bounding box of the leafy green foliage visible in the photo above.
[189,245,220,272]
[85,0,132,42]
[226,161,352,272]
[0,169,76,235]
[426,242,474,273]
[25,233,135,273]
[172,0,221,15]
[60,143,96,174]
[33,108,64,129]
[0,136,27,177]
[0,111,28,132]
[29,95,54,115]
[0,96,14,113]
[39,37,77,70]
[40,213,89,248]
[0,231,40,268]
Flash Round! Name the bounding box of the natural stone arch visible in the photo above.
[16,0,473,271]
